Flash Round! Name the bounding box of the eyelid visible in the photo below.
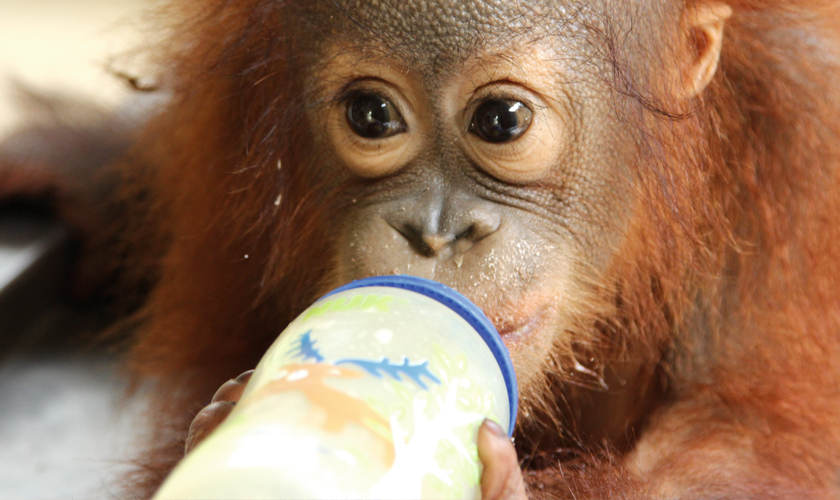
[339,87,389,107]
[463,83,544,132]
[339,85,413,144]
[457,78,567,184]
[469,99,534,145]
[325,75,422,178]
[335,77,416,118]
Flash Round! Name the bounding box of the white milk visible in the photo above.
[155,276,517,500]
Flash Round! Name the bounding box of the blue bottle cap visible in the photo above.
[322,275,518,436]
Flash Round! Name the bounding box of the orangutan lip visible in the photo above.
[491,304,551,347]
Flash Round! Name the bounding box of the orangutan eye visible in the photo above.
[470,99,533,143]
[346,93,405,139]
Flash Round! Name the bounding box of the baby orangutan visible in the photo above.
[4,0,840,498]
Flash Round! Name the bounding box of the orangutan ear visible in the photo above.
[681,3,732,97]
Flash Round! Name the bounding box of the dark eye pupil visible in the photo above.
[346,94,404,139]
[471,99,533,143]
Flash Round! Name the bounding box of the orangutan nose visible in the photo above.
[385,196,501,258]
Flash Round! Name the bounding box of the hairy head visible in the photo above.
[141,0,779,447]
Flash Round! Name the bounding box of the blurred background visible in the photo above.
[0,1,148,498]
[0,0,143,136]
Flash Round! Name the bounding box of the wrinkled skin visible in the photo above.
[297,0,657,432]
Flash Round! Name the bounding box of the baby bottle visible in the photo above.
[154,275,517,500]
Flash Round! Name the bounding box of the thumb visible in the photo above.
[478,419,528,500]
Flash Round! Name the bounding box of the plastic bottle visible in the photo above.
[154,275,517,500]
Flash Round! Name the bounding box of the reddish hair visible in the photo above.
[119,1,840,497]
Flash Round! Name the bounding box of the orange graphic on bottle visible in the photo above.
[250,363,395,467]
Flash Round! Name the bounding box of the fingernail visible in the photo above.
[483,418,507,438]
[235,370,255,383]
[203,400,235,410]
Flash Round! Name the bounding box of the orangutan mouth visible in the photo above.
[491,303,552,348]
